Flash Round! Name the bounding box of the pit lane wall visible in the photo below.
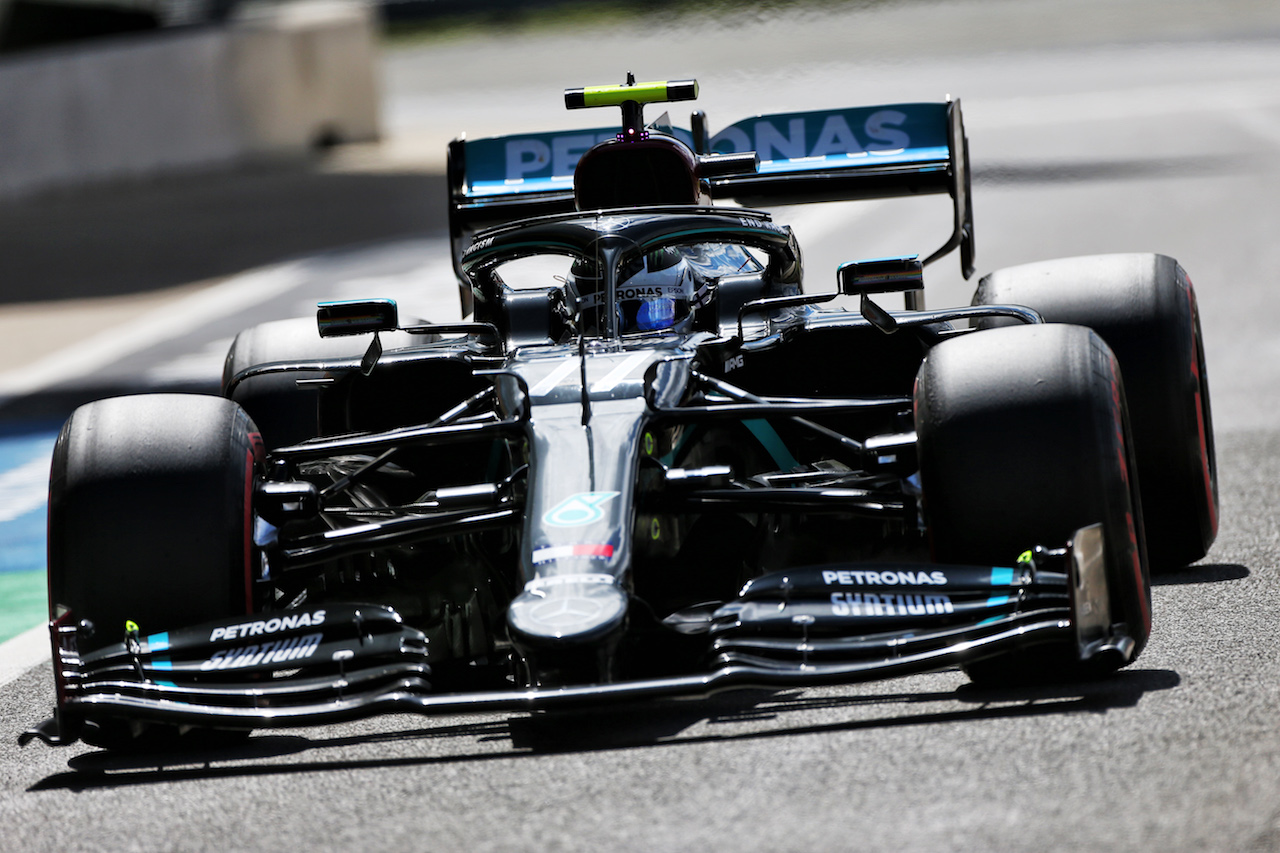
[0,0,379,198]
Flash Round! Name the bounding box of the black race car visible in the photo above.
[22,77,1217,749]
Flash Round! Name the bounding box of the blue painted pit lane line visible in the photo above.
[0,421,61,645]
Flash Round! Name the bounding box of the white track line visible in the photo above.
[0,623,49,688]
[0,454,52,523]
[0,259,309,402]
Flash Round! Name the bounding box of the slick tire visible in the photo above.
[915,324,1150,684]
[973,254,1217,570]
[47,394,262,656]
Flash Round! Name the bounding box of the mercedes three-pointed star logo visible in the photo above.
[528,596,604,630]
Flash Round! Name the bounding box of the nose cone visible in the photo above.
[507,576,629,646]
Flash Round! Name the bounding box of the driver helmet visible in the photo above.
[568,247,698,334]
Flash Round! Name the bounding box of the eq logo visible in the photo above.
[543,491,620,527]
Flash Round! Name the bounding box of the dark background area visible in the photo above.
[0,167,446,303]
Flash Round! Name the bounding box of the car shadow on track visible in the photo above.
[1150,563,1249,586]
[29,668,1180,792]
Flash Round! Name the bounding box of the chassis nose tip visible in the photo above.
[507,577,629,646]
[507,577,630,687]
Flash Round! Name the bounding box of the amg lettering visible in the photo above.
[830,592,954,618]
[199,632,323,671]
[209,610,326,642]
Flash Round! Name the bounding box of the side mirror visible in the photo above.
[838,257,923,335]
[837,256,924,296]
[317,299,399,338]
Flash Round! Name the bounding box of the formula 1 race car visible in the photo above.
[22,77,1217,749]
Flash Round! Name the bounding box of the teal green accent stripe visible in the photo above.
[153,658,173,671]
[659,424,701,467]
[743,419,800,472]
[990,567,1015,586]
[147,632,171,652]
[986,595,1010,608]
[486,439,505,483]
[977,616,1001,627]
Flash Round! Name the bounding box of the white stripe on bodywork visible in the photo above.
[529,357,581,396]
[590,352,650,394]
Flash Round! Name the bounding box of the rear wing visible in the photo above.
[448,100,974,315]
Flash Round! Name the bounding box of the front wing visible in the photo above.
[21,526,1133,747]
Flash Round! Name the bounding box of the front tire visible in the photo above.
[915,324,1150,683]
[48,394,262,655]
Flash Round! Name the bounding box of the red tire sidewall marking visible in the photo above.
[242,430,265,614]
[1108,350,1150,634]
[1182,268,1217,539]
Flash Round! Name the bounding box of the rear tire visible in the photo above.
[48,394,262,656]
[223,318,362,449]
[974,254,1217,570]
[914,324,1150,684]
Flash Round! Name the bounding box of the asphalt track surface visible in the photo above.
[4,1,1280,850]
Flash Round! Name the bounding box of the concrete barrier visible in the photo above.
[230,1,379,153]
[0,0,380,198]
